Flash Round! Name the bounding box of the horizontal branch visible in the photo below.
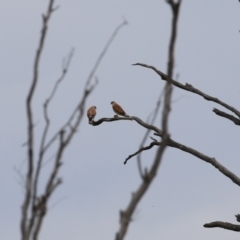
[91,117,131,125]
[132,63,240,118]
[213,108,240,125]
[204,221,240,232]
[92,116,162,135]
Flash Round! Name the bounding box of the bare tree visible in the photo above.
[90,0,240,238]
[20,0,240,240]
[21,1,127,240]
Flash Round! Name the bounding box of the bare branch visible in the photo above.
[115,1,182,239]
[132,63,240,118]
[33,48,74,215]
[124,142,160,164]
[92,116,161,134]
[93,114,240,187]
[115,146,165,240]
[204,221,240,232]
[22,0,55,239]
[137,90,164,178]
[236,214,240,223]
[153,133,240,187]
[213,108,240,125]
[31,131,65,240]
[42,19,128,154]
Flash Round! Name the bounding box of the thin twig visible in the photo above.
[124,142,160,164]
[33,48,74,218]
[42,19,128,154]
[137,90,164,179]
[85,20,128,89]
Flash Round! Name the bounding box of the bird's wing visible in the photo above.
[113,103,126,115]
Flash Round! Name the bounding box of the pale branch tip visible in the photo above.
[213,108,240,125]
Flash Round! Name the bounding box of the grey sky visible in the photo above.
[1,1,240,239]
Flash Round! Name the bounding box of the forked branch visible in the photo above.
[92,115,240,187]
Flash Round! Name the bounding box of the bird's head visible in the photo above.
[111,101,116,105]
[93,106,97,109]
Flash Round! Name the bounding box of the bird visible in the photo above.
[87,106,97,124]
[111,101,129,117]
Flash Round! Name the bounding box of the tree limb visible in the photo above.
[204,221,240,232]
[137,90,163,179]
[92,115,240,187]
[92,116,162,135]
[132,63,240,118]
[166,137,240,187]
[29,49,74,233]
[124,142,160,164]
[22,1,56,239]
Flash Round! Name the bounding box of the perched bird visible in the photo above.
[111,101,129,117]
[87,106,97,124]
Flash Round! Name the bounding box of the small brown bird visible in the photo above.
[111,101,129,117]
[87,106,97,124]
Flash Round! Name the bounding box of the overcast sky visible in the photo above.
[1,1,240,240]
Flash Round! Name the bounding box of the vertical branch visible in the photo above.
[162,0,181,134]
[33,48,74,207]
[32,131,65,240]
[27,49,74,237]
[22,1,55,240]
[115,1,182,240]
[137,90,163,179]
